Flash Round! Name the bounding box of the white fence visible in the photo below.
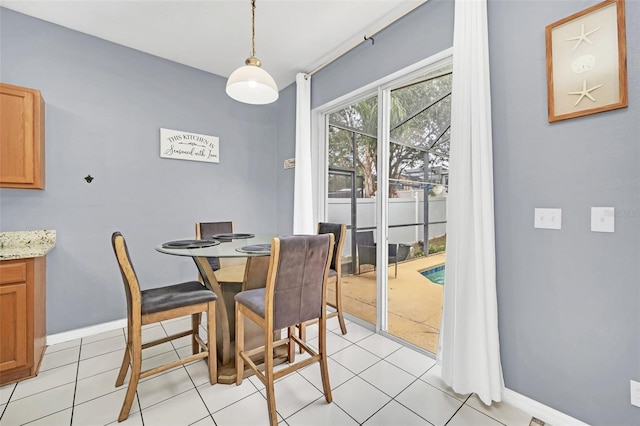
[326,192,447,259]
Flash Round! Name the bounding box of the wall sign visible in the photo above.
[160,128,219,163]
[545,0,627,122]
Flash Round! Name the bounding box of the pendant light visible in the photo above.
[226,0,278,105]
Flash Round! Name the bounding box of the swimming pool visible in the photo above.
[420,265,445,285]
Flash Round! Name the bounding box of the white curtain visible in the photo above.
[437,0,504,405]
[293,73,314,235]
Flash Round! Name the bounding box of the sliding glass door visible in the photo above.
[385,66,451,353]
[326,94,379,327]
[321,58,452,355]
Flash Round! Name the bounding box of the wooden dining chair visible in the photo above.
[195,221,234,271]
[111,232,218,422]
[235,234,334,426]
[297,223,347,352]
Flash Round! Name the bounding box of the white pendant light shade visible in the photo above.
[226,0,278,105]
[226,61,279,105]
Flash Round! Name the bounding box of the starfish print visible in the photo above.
[568,80,603,106]
[566,23,600,51]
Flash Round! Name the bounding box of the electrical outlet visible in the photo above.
[534,208,562,230]
[631,380,640,407]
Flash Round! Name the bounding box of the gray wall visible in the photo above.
[0,8,283,334]
[311,0,454,109]
[274,83,296,236]
[309,0,639,424]
[490,1,639,425]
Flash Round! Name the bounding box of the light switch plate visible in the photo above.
[631,380,640,407]
[591,207,615,233]
[534,208,562,230]
[283,158,295,169]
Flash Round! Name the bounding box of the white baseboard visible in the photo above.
[46,318,127,345]
[503,388,589,426]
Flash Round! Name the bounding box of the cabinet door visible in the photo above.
[0,83,44,189]
[0,283,28,371]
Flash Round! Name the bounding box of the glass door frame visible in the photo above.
[327,168,358,274]
[376,86,390,332]
[312,48,453,335]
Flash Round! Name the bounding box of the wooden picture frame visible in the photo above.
[546,0,627,122]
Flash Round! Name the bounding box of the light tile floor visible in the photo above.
[0,316,536,426]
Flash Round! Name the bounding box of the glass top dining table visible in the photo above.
[155,233,274,259]
[156,233,276,383]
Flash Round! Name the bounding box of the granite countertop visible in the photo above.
[0,230,56,260]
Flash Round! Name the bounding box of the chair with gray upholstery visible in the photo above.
[356,230,400,278]
[297,223,347,352]
[111,232,217,422]
[397,243,411,262]
[196,221,234,271]
[234,234,334,426]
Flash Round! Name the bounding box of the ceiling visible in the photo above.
[1,0,424,90]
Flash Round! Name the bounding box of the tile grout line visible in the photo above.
[347,342,460,426]
[443,393,475,426]
[299,329,419,403]
[135,392,145,426]
[0,383,16,420]
[11,343,82,426]
[283,350,404,425]
[154,318,239,424]
[180,332,215,426]
[69,336,85,425]
[365,374,433,425]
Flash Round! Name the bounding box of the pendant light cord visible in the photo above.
[251,0,256,58]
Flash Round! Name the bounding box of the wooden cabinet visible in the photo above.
[0,83,45,189]
[0,257,46,385]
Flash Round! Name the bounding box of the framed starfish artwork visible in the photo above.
[546,0,627,122]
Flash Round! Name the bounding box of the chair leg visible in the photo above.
[334,277,347,335]
[264,327,278,426]
[115,325,132,387]
[318,316,332,403]
[191,313,201,355]
[287,326,296,362]
[235,303,245,385]
[298,323,306,354]
[207,301,217,385]
[118,328,141,422]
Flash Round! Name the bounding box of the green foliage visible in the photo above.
[428,235,447,254]
[327,69,452,199]
[412,235,447,257]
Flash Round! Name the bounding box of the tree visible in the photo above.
[328,71,452,198]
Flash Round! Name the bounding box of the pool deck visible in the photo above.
[327,252,445,354]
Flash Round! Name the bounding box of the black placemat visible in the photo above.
[162,239,221,249]
[236,244,271,254]
[211,233,255,240]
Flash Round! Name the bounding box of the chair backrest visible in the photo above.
[397,243,411,261]
[196,221,234,271]
[356,230,375,246]
[111,232,141,319]
[196,221,234,239]
[317,222,346,273]
[265,234,334,331]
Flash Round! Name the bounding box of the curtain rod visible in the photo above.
[305,0,430,78]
